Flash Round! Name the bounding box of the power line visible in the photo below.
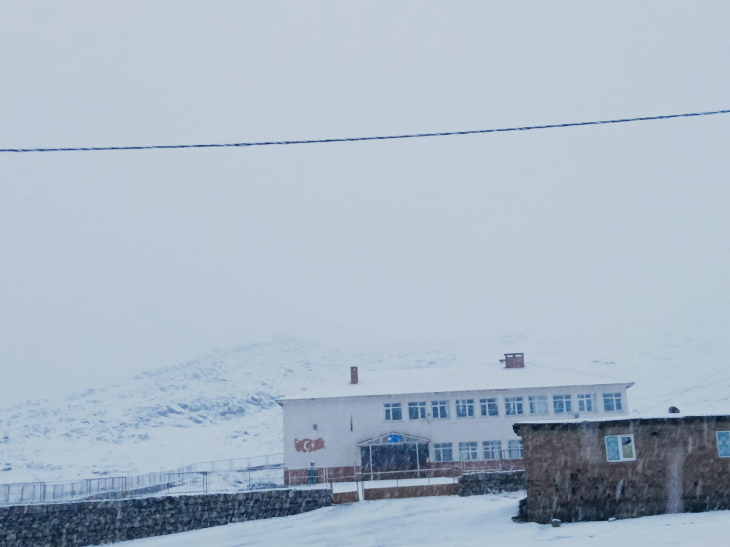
[2,108,729,154]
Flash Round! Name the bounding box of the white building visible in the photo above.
[278,354,634,476]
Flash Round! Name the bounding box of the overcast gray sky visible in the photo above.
[1,1,729,406]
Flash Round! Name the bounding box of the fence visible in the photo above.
[176,453,283,473]
[0,450,521,507]
[0,454,283,507]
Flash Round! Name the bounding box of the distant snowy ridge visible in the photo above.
[2,332,729,483]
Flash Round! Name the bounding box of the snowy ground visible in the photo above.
[2,332,730,483]
[115,494,730,547]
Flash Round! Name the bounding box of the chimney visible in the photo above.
[500,353,525,369]
[350,366,359,384]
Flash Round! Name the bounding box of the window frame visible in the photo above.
[603,393,623,412]
[455,399,475,419]
[505,397,524,416]
[408,401,427,420]
[431,400,451,419]
[458,441,479,461]
[434,442,453,462]
[480,398,499,417]
[507,439,523,460]
[528,395,549,415]
[578,393,597,412]
[482,440,502,461]
[384,402,402,421]
[717,431,730,458]
[605,434,637,462]
[553,394,572,414]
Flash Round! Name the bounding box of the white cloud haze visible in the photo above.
[1,1,729,405]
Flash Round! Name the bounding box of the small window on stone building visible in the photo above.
[505,397,524,416]
[529,395,549,415]
[480,398,499,416]
[578,393,597,412]
[408,401,427,420]
[603,393,623,412]
[384,403,402,421]
[458,441,478,461]
[553,394,572,414]
[431,400,451,419]
[717,431,730,458]
[483,440,502,460]
[455,399,475,418]
[434,442,453,462]
[605,434,636,462]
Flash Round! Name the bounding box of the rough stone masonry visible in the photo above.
[457,470,526,496]
[0,488,332,547]
[514,415,730,524]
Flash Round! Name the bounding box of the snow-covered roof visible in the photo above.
[279,364,633,402]
[512,413,730,433]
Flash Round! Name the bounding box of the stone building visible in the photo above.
[514,414,730,523]
[278,353,633,481]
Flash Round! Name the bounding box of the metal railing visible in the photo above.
[0,449,521,507]
[0,453,284,507]
[0,473,206,506]
[175,453,283,473]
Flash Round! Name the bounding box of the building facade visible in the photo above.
[514,414,730,523]
[279,354,633,479]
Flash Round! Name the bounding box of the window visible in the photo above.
[605,434,636,462]
[408,401,427,420]
[529,395,549,415]
[384,403,402,421]
[480,398,499,417]
[603,393,623,412]
[508,439,523,459]
[578,394,597,412]
[483,440,502,460]
[432,400,450,419]
[553,395,572,414]
[459,442,478,461]
[717,431,730,458]
[505,397,524,416]
[434,443,453,462]
[455,399,475,418]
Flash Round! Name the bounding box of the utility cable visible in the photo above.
[1,108,728,154]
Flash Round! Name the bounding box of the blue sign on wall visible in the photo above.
[387,434,402,443]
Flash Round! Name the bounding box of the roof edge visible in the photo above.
[278,380,635,403]
[513,413,730,435]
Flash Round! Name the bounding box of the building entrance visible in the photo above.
[358,433,430,478]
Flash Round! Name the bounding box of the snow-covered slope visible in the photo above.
[2,332,729,484]
[116,494,730,547]
[0,337,465,483]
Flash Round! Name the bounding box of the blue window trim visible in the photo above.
[717,431,730,458]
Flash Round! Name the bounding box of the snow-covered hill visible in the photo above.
[0,337,464,483]
[2,332,729,484]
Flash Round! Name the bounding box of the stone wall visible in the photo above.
[367,483,458,500]
[514,415,730,524]
[458,470,526,496]
[0,488,332,547]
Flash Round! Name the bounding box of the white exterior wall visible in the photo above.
[282,383,630,469]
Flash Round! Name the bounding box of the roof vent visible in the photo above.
[668,406,680,414]
[350,366,359,384]
[500,353,525,369]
